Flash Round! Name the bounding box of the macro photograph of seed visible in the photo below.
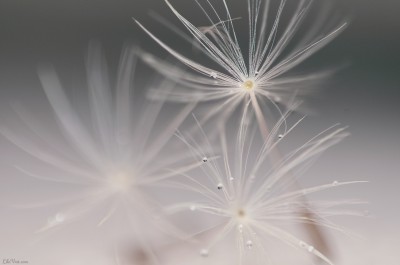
[0,0,399,264]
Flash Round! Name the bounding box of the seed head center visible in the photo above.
[109,172,132,192]
[242,80,254,91]
[237,208,246,218]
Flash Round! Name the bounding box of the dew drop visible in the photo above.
[200,249,209,257]
[217,183,223,190]
[246,240,253,249]
[238,224,243,233]
[189,205,196,211]
[299,241,314,252]
[332,181,339,186]
[229,177,235,181]
[307,245,315,252]
[278,134,284,139]
[210,72,218,79]
[249,175,256,182]
[48,212,65,226]
[55,213,65,223]
[299,241,307,248]
[202,156,208,163]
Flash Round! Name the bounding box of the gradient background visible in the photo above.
[0,0,399,264]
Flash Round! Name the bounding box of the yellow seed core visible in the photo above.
[242,80,254,91]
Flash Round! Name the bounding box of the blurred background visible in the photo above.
[0,0,399,264]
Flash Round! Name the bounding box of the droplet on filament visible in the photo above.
[246,240,253,249]
[200,249,209,257]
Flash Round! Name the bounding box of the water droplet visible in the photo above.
[242,80,254,91]
[189,205,196,211]
[48,212,65,226]
[307,245,314,252]
[246,240,253,249]
[299,241,307,248]
[200,249,209,257]
[229,177,234,181]
[274,96,281,102]
[217,183,223,190]
[55,213,65,223]
[249,175,256,182]
[202,157,208,163]
[332,181,339,186]
[255,70,259,75]
[238,224,243,233]
[278,134,284,139]
[210,72,218,79]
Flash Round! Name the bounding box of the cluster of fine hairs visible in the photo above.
[1,0,367,265]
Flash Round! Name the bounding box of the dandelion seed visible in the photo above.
[136,0,347,128]
[1,42,197,241]
[54,213,65,223]
[168,112,365,265]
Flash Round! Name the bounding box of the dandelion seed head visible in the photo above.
[47,212,65,227]
[137,0,348,127]
[166,113,361,265]
[2,43,198,240]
